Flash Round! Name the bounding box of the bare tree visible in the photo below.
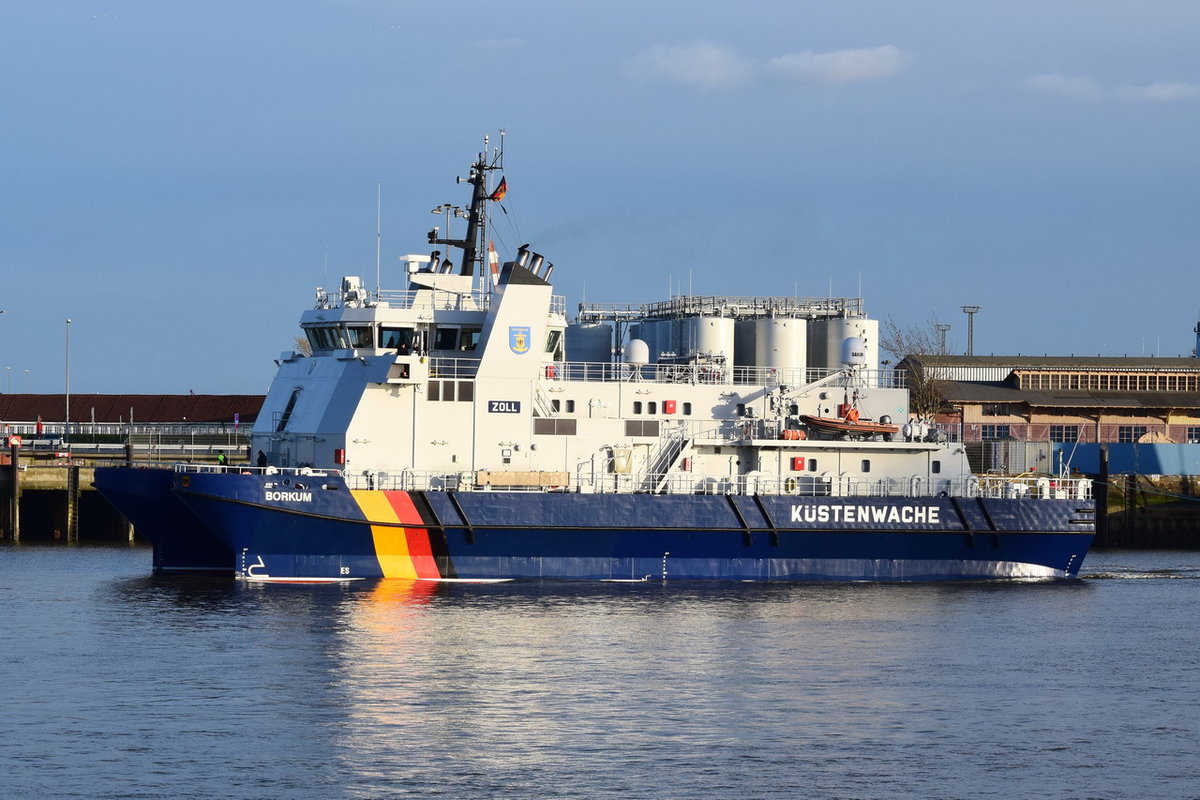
[880,318,948,422]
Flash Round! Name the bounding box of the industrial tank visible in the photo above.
[754,318,807,376]
[565,323,613,363]
[809,317,878,372]
[681,316,735,362]
[734,319,758,367]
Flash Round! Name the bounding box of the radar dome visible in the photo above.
[625,338,650,366]
[840,336,867,367]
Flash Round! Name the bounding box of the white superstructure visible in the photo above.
[249,142,1047,501]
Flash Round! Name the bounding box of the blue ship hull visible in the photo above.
[92,467,233,574]
[96,468,1095,582]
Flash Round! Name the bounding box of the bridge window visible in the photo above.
[381,327,417,353]
[304,325,347,351]
[433,327,459,351]
[346,326,374,349]
[460,327,483,351]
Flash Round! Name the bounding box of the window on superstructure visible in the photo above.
[682,402,692,416]
[1187,426,1200,443]
[458,381,474,402]
[545,329,562,355]
[346,326,374,349]
[427,381,440,401]
[460,327,483,351]
[442,381,456,402]
[931,461,941,474]
[275,388,301,432]
[633,401,643,414]
[624,420,660,437]
[808,459,817,471]
[381,327,417,354]
[648,401,658,414]
[534,418,577,435]
[304,326,341,351]
[861,459,871,473]
[565,399,575,413]
[551,399,561,413]
[433,327,459,351]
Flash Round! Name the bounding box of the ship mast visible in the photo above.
[427,134,504,281]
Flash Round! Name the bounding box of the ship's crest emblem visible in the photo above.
[509,325,531,355]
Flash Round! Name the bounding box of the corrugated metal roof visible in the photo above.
[905,354,1200,371]
[939,382,1200,410]
[0,394,263,423]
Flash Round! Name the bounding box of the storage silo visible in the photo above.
[754,318,807,378]
[735,318,758,367]
[683,316,736,362]
[810,317,879,372]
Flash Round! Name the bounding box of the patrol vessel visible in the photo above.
[95,139,1095,582]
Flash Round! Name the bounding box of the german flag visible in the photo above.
[488,177,507,202]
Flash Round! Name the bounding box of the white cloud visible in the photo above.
[626,42,752,91]
[765,46,906,84]
[1025,74,1105,100]
[1114,82,1200,102]
[627,42,905,91]
[1027,74,1199,102]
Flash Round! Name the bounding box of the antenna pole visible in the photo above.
[375,184,382,296]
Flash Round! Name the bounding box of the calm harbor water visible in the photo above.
[2,545,1198,800]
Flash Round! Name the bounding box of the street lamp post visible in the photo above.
[65,319,72,447]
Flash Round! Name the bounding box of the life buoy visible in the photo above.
[545,364,556,378]
[784,477,797,493]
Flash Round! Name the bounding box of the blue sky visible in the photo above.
[3,0,1198,394]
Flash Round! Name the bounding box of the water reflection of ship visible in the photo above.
[365,579,441,607]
